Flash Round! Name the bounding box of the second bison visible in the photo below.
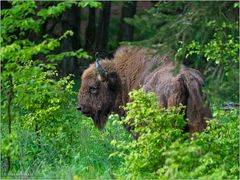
[77,47,210,133]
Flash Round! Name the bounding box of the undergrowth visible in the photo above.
[111,89,239,179]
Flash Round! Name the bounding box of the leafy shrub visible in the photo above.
[177,21,239,103]
[0,1,100,177]
[157,109,238,179]
[111,88,239,179]
[111,88,188,179]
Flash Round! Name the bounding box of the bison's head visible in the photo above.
[77,58,119,129]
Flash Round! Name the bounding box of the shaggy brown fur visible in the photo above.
[78,46,210,132]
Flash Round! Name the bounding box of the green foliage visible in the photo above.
[1,100,129,179]
[37,2,74,20]
[157,109,239,180]
[78,1,102,8]
[14,65,73,133]
[128,2,237,53]
[111,89,239,179]
[0,0,100,177]
[122,89,186,135]
[111,89,188,178]
[177,21,239,103]
[47,48,90,62]
[37,1,102,21]
[1,1,39,42]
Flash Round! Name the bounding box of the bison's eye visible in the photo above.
[89,86,98,95]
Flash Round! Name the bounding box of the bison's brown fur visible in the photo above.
[78,47,210,132]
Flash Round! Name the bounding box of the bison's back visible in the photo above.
[143,62,207,132]
[114,47,171,91]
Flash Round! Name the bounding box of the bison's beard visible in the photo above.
[93,108,110,130]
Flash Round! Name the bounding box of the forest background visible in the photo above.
[1,1,239,179]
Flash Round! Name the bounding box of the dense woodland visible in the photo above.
[1,1,239,179]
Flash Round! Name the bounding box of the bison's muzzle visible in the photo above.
[77,105,92,117]
[77,105,109,130]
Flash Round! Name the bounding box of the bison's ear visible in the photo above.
[107,73,118,91]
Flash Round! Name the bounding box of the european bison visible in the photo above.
[77,47,210,133]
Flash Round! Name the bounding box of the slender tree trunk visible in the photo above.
[0,1,11,10]
[61,4,81,75]
[6,76,13,175]
[71,5,81,50]
[117,2,137,43]
[96,2,111,52]
[85,7,96,52]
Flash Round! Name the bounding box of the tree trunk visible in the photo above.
[61,4,81,75]
[71,5,81,50]
[0,1,11,10]
[117,2,137,43]
[6,75,13,175]
[96,2,111,52]
[85,7,96,52]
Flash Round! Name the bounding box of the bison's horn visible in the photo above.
[95,54,108,80]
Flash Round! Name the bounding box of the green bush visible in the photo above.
[111,88,239,179]
[177,21,239,104]
[0,1,101,177]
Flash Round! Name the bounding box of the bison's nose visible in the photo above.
[77,105,92,117]
[77,105,82,111]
